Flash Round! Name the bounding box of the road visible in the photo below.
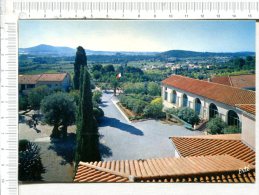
[99,92,203,161]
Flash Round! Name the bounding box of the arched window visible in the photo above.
[228,110,240,127]
[195,98,201,115]
[182,94,188,107]
[209,103,218,119]
[172,90,177,104]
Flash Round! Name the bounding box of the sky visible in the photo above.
[19,20,255,52]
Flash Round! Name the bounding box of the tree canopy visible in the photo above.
[41,92,76,138]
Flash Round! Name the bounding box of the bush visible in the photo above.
[119,95,147,114]
[143,97,164,118]
[123,82,146,94]
[223,126,241,134]
[206,117,227,134]
[28,85,51,110]
[93,90,102,104]
[19,95,28,111]
[164,108,179,115]
[177,107,200,126]
[19,139,45,181]
[69,90,80,106]
[93,107,104,120]
[147,82,161,96]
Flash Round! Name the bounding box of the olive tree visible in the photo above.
[41,92,76,138]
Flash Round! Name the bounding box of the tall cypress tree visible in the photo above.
[73,46,87,90]
[75,67,100,165]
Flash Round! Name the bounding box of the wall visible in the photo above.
[162,84,243,124]
[241,113,255,150]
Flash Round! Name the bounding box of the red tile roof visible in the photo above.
[38,73,68,82]
[74,155,255,183]
[171,134,255,165]
[19,74,41,84]
[19,73,68,84]
[211,76,231,86]
[211,74,255,89]
[236,104,256,116]
[230,74,255,88]
[162,75,255,107]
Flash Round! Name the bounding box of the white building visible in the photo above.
[162,75,255,128]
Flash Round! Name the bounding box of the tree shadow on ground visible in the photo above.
[99,142,113,159]
[48,133,76,166]
[99,117,144,136]
[99,101,108,108]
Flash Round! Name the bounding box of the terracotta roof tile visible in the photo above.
[19,73,69,84]
[162,75,255,107]
[38,73,68,82]
[171,134,255,165]
[211,74,255,89]
[211,76,231,86]
[230,74,255,89]
[74,155,255,183]
[236,104,256,115]
[19,74,42,84]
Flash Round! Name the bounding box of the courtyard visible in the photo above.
[19,92,203,182]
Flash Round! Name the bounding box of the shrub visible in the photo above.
[93,107,104,119]
[223,126,241,134]
[123,82,145,94]
[147,82,161,96]
[164,108,179,115]
[69,90,80,106]
[28,85,51,110]
[206,117,227,134]
[177,107,200,126]
[19,95,28,111]
[93,90,102,104]
[19,139,45,181]
[143,97,164,118]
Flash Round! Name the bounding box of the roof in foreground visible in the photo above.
[236,104,256,116]
[171,134,255,165]
[211,74,255,89]
[74,154,255,183]
[162,75,255,107]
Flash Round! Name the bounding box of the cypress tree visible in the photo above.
[75,67,101,165]
[73,46,87,90]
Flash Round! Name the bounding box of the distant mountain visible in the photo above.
[19,44,159,56]
[159,50,255,58]
[19,44,255,58]
[19,44,76,56]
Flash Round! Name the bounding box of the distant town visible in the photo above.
[18,44,255,183]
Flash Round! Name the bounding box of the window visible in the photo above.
[209,103,218,119]
[195,98,201,115]
[228,110,240,128]
[182,94,188,107]
[172,90,177,104]
[164,91,168,101]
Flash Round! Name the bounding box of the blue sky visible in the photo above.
[19,20,255,52]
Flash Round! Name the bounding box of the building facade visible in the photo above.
[162,75,255,128]
[19,73,71,93]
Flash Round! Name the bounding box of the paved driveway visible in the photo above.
[99,92,203,161]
